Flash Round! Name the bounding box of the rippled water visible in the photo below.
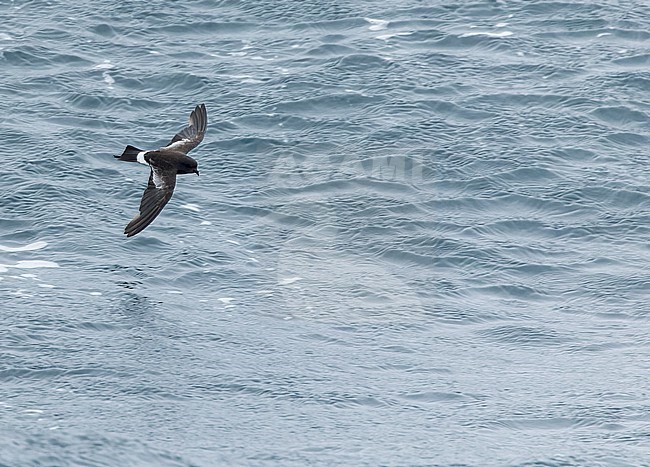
[2,0,650,465]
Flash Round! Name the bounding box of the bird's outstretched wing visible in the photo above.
[124,166,177,237]
[161,103,207,155]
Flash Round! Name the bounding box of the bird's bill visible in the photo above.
[194,169,200,176]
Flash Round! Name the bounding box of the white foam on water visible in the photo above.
[218,297,234,304]
[93,60,114,70]
[365,18,389,31]
[200,220,212,225]
[180,203,201,212]
[461,30,513,38]
[89,292,102,296]
[38,284,55,289]
[0,241,48,252]
[226,239,240,245]
[279,276,302,285]
[0,260,59,270]
[376,32,413,40]
[102,71,115,87]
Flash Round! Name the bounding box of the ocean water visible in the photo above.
[1,0,649,464]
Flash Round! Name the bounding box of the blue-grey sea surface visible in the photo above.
[1,0,650,465]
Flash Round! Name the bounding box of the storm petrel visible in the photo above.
[115,103,207,237]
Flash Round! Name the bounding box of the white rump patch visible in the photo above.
[136,151,148,165]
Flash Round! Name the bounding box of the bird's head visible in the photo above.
[179,159,199,176]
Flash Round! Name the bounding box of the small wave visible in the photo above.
[460,31,514,38]
[364,18,389,31]
[0,260,59,273]
[180,204,201,212]
[0,241,48,252]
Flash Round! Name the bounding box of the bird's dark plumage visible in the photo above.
[115,103,207,237]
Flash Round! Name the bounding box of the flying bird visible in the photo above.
[115,103,206,237]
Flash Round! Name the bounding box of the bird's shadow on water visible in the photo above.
[109,266,162,323]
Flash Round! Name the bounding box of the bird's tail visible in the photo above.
[115,145,142,162]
